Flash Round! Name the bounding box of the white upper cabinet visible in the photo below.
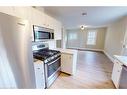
[45,14,62,40]
[13,7,29,19]
[45,14,54,29]
[53,19,62,40]
[0,7,62,40]
[31,8,45,27]
[0,7,14,16]
[39,13,62,40]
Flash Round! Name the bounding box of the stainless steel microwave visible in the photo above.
[33,25,54,41]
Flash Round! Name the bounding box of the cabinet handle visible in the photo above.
[37,68,40,69]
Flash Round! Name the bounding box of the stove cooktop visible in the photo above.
[33,49,60,61]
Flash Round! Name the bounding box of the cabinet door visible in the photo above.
[13,7,29,19]
[0,7,14,16]
[112,60,122,88]
[31,8,45,27]
[26,7,34,42]
[53,19,62,40]
[61,53,73,74]
[34,61,45,89]
[45,14,54,29]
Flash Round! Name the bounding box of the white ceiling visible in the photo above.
[44,7,127,29]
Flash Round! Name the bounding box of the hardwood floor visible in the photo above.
[50,50,115,89]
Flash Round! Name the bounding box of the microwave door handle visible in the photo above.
[51,33,53,39]
[49,33,51,39]
[48,32,51,39]
[50,33,53,39]
[52,33,54,39]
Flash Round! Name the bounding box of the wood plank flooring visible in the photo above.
[50,50,115,89]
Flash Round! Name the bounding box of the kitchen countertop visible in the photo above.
[114,55,127,66]
[53,48,78,54]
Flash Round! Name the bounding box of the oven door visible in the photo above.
[45,57,61,88]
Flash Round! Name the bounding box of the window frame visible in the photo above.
[86,30,97,45]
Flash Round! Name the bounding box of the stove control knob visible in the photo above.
[48,58,51,61]
[51,57,54,59]
[44,60,47,63]
[48,59,50,61]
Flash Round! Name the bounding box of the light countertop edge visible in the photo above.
[53,48,78,55]
[114,55,127,66]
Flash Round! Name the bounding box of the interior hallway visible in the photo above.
[50,50,115,89]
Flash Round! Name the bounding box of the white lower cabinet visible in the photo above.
[112,59,123,88]
[61,53,73,74]
[53,19,62,40]
[34,60,45,89]
[61,51,77,75]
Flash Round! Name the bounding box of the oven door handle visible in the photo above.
[47,57,60,66]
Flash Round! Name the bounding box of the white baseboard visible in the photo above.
[67,47,114,63]
[79,48,104,52]
[103,50,114,62]
[67,47,104,52]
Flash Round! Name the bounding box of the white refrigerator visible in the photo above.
[0,12,36,88]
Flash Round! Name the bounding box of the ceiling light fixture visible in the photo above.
[82,12,87,16]
[80,25,88,31]
[80,25,85,30]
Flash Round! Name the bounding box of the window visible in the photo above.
[87,30,97,45]
[69,33,77,40]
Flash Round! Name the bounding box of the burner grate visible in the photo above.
[33,49,60,61]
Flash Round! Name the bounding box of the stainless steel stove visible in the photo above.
[32,43,61,88]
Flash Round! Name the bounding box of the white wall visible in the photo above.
[104,16,127,60]
[66,27,106,51]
